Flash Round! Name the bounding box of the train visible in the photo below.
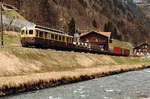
[20,25,130,56]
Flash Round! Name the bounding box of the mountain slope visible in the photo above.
[4,0,150,45]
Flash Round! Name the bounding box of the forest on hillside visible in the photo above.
[3,0,150,46]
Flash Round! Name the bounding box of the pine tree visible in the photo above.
[68,18,76,36]
[92,19,97,28]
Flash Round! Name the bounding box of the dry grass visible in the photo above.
[0,47,117,77]
[0,64,149,96]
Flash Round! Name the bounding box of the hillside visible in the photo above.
[3,0,150,45]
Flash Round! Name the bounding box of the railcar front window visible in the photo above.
[21,30,24,35]
[26,30,27,35]
[29,30,33,35]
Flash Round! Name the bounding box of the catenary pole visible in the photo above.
[1,0,3,47]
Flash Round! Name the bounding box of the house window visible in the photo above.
[98,38,101,42]
[86,39,89,42]
[145,45,147,48]
[96,39,98,42]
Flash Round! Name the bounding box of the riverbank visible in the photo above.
[0,64,150,96]
[1,31,150,96]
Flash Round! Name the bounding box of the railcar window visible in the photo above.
[29,30,33,35]
[55,34,58,40]
[70,38,72,43]
[67,37,69,43]
[21,30,24,35]
[48,33,51,39]
[62,36,65,41]
[59,35,61,41]
[69,38,71,43]
[39,32,43,37]
[36,31,39,37]
[51,34,54,40]
[45,32,48,39]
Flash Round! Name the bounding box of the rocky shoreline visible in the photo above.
[0,64,150,97]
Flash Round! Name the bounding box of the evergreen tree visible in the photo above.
[68,18,76,36]
[104,21,122,40]
[92,19,97,28]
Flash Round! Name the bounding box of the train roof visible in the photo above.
[35,25,64,34]
[22,25,73,37]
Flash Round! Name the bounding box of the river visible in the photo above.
[2,69,150,99]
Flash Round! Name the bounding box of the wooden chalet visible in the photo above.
[80,31,111,50]
[133,41,150,56]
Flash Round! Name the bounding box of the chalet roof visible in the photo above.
[98,31,111,38]
[134,41,150,49]
[80,31,111,38]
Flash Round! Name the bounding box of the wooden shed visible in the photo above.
[133,41,150,56]
[80,31,111,50]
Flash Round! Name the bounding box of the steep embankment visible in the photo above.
[3,0,150,45]
[0,47,117,77]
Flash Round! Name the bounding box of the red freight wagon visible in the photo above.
[124,49,130,56]
[113,47,122,54]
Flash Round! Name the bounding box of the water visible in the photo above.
[3,69,150,99]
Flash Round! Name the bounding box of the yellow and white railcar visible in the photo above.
[21,25,73,49]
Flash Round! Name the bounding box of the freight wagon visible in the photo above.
[113,47,130,56]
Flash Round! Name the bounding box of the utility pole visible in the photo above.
[0,0,3,47]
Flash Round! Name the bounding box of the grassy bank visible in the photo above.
[3,10,25,20]
[0,31,150,96]
[109,39,134,53]
[0,64,150,96]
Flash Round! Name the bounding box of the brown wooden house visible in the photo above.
[133,41,150,56]
[80,31,111,50]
